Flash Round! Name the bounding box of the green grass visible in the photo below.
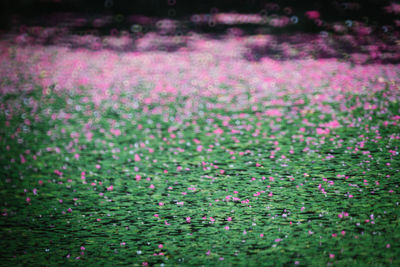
[0,85,399,266]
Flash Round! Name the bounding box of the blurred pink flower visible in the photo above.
[305,10,320,20]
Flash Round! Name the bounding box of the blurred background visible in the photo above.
[0,0,399,63]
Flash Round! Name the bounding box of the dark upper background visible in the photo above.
[0,0,399,64]
[0,0,397,32]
